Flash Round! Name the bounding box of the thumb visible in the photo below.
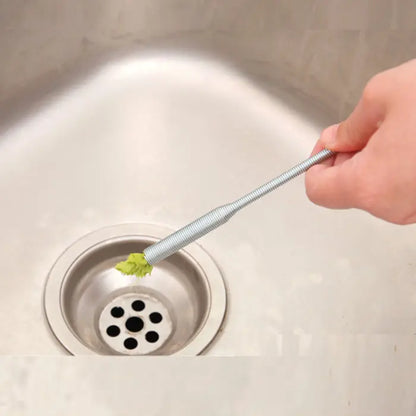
[322,89,386,152]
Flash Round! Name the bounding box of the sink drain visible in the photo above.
[99,294,172,355]
[43,224,227,355]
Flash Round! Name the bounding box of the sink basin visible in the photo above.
[1,46,415,356]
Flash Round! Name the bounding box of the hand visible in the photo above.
[305,59,416,225]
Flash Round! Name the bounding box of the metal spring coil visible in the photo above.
[144,149,334,265]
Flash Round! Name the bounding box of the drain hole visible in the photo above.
[125,317,144,332]
[124,338,138,350]
[106,325,120,337]
[145,331,159,343]
[110,307,124,318]
[132,300,145,312]
[149,312,163,324]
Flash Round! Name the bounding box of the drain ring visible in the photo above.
[44,224,227,355]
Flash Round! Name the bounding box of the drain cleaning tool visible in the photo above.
[142,149,334,266]
[116,149,334,276]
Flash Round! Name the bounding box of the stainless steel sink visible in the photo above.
[1,42,415,355]
[1,0,416,407]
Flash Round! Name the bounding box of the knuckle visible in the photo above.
[305,171,324,205]
[353,173,416,225]
[305,173,319,203]
[337,119,354,143]
[353,170,379,211]
[362,74,385,105]
[393,210,416,226]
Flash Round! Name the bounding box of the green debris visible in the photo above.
[115,253,153,278]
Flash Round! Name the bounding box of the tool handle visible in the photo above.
[231,148,334,211]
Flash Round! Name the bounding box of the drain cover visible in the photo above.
[99,294,172,355]
[44,224,227,355]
